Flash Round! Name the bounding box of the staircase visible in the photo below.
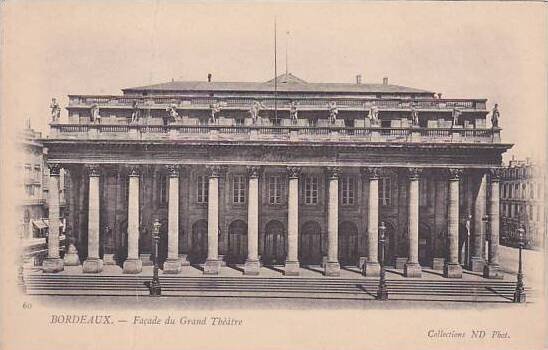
[22,273,528,303]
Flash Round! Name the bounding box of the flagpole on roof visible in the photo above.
[274,17,278,123]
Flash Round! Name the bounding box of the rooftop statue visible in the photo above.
[210,102,222,123]
[90,104,101,123]
[491,103,500,128]
[50,98,61,122]
[130,100,141,123]
[368,106,379,124]
[165,104,180,123]
[328,101,338,124]
[249,101,265,124]
[452,108,461,127]
[411,106,419,126]
[289,101,298,124]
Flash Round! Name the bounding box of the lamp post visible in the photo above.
[376,221,388,301]
[146,219,162,296]
[482,214,489,262]
[513,225,526,303]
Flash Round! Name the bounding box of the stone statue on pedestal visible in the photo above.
[452,108,461,127]
[165,104,180,123]
[411,107,419,126]
[368,106,379,125]
[210,102,222,124]
[289,101,298,124]
[130,100,141,124]
[50,98,61,122]
[90,104,101,123]
[491,103,500,128]
[328,101,338,124]
[249,101,265,124]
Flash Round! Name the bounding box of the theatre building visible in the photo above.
[40,73,511,279]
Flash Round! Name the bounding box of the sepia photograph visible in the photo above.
[0,1,545,349]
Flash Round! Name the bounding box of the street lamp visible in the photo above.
[513,225,526,303]
[482,214,490,260]
[146,219,162,296]
[376,221,388,301]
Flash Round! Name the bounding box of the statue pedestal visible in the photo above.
[63,244,80,266]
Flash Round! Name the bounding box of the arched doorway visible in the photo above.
[299,221,322,265]
[228,220,247,264]
[418,223,431,266]
[338,221,359,266]
[263,220,286,265]
[190,219,208,264]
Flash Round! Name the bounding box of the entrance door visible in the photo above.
[263,220,286,265]
[299,221,322,265]
[339,221,359,266]
[228,220,247,264]
[191,220,208,264]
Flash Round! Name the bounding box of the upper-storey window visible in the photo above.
[232,175,246,204]
[508,184,513,199]
[24,164,32,179]
[514,183,520,199]
[379,177,392,207]
[235,118,244,126]
[268,175,283,205]
[341,176,355,205]
[303,175,319,205]
[197,175,208,203]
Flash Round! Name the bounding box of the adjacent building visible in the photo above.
[500,157,544,249]
[40,73,511,279]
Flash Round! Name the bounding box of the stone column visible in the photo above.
[325,167,341,276]
[43,163,64,273]
[244,166,261,275]
[363,167,380,276]
[204,165,221,274]
[83,165,103,273]
[285,166,301,276]
[163,165,181,273]
[471,171,487,272]
[404,167,422,277]
[484,168,503,279]
[444,168,463,278]
[123,167,142,273]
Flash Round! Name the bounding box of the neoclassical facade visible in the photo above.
[41,73,511,279]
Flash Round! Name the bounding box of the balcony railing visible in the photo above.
[68,95,487,111]
[49,123,501,144]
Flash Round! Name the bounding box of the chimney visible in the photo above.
[207,73,212,82]
[382,76,388,85]
[356,75,362,85]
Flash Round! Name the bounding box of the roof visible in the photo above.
[123,73,434,95]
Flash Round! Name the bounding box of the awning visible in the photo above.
[33,219,65,230]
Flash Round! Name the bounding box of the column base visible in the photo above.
[358,257,367,269]
[63,244,80,266]
[432,257,445,271]
[42,257,64,273]
[139,253,153,266]
[404,262,422,278]
[179,254,190,266]
[204,259,221,275]
[363,261,380,277]
[103,253,117,265]
[244,259,260,276]
[82,258,104,273]
[284,260,300,276]
[395,257,408,269]
[470,257,486,272]
[483,264,503,279]
[443,263,463,278]
[324,261,340,277]
[123,258,143,274]
[163,258,181,274]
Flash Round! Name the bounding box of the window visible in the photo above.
[341,176,355,205]
[159,175,168,205]
[514,184,520,199]
[235,118,244,126]
[34,165,41,181]
[24,164,32,179]
[303,175,319,205]
[379,177,392,206]
[508,184,513,199]
[25,185,34,196]
[268,176,283,205]
[537,184,542,199]
[197,175,208,203]
[530,183,535,199]
[232,175,246,204]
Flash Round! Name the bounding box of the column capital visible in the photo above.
[326,166,341,179]
[286,166,302,179]
[86,164,101,177]
[246,166,261,179]
[127,166,140,177]
[448,168,463,181]
[361,167,381,179]
[166,164,181,177]
[48,163,62,176]
[488,168,503,182]
[408,167,423,180]
[206,165,224,178]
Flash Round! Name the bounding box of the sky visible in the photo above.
[1,1,545,163]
